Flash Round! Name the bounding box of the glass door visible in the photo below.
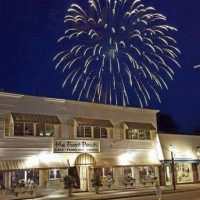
[80,166,89,191]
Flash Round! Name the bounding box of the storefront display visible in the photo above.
[177,163,193,183]
[11,170,39,188]
[139,166,155,184]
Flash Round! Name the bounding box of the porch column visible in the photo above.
[39,170,48,187]
[4,172,11,188]
[134,167,140,187]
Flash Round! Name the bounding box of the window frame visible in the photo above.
[13,122,55,138]
[49,169,61,180]
[126,129,151,140]
[77,125,108,139]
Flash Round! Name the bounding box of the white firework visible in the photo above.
[54,0,181,107]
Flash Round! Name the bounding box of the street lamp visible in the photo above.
[169,144,176,190]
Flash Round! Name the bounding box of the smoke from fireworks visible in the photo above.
[54,0,180,107]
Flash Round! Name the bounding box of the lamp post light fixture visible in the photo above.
[169,144,176,190]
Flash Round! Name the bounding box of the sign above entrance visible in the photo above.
[54,140,100,153]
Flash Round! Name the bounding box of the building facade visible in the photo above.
[0,92,161,192]
[158,133,200,186]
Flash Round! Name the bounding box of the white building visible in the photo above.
[0,92,161,192]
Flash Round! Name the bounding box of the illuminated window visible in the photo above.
[45,124,55,137]
[36,124,45,137]
[126,129,151,140]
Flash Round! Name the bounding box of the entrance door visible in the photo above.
[165,165,172,185]
[80,166,89,191]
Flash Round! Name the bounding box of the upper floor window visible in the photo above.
[126,129,151,140]
[14,123,55,137]
[77,126,108,139]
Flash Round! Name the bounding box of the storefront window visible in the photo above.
[139,166,155,181]
[177,163,193,183]
[11,170,39,187]
[124,167,135,179]
[94,167,113,179]
[49,169,61,180]
[14,123,24,136]
[25,123,34,136]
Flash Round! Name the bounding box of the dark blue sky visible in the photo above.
[0,0,200,133]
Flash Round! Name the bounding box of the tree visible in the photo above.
[157,113,179,133]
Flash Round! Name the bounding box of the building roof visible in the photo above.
[0,91,159,114]
[158,133,200,161]
[124,122,156,130]
[75,117,113,128]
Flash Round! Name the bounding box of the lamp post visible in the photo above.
[170,144,176,190]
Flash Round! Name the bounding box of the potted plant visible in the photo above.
[102,174,115,188]
[63,175,74,197]
[91,173,103,194]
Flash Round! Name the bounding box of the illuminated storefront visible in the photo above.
[158,133,200,186]
[0,92,160,194]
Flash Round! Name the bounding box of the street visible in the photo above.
[120,190,200,200]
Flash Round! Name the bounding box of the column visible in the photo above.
[134,167,140,188]
[39,170,48,188]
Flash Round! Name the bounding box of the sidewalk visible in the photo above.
[1,184,200,200]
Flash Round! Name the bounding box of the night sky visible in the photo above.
[0,0,200,133]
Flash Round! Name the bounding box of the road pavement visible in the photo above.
[119,190,200,200]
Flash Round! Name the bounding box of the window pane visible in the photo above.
[85,127,92,137]
[126,130,132,139]
[25,123,34,136]
[77,126,84,137]
[49,170,55,180]
[56,170,61,179]
[46,124,55,137]
[94,127,100,138]
[36,124,45,137]
[14,123,24,136]
[132,130,138,139]
[101,128,107,138]
[139,130,145,140]
[145,131,151,140]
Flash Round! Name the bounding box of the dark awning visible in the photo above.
[124,122,156,130]
[11,113,60,124]
[75,118,113,128]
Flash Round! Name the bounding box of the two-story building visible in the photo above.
[0,92,161,192]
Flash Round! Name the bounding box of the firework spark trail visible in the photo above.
[54,0,180,107]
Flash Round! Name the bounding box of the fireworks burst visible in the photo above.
[54,0,180,107]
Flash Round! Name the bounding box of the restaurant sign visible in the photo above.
[54,140,100,153]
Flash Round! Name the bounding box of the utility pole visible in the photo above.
[170,145,176,190]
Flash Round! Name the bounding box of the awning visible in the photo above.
[11,113,60,124]
[0,159,69,171]
[75,118,113,128]
[124,122,156,130]
[95,158,161,167]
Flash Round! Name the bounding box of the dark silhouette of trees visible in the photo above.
[157,113,179,133]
